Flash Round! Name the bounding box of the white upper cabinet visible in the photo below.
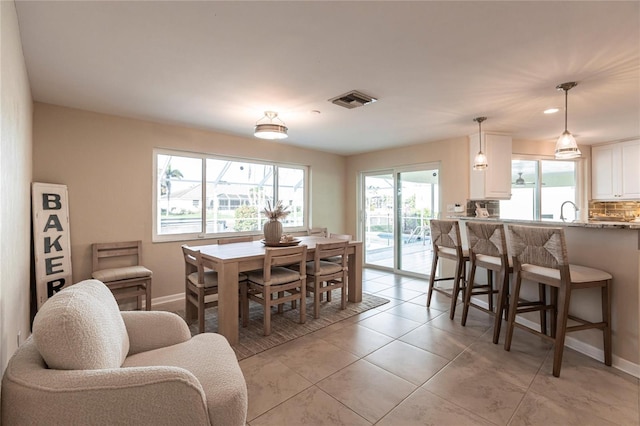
[591,139,640,200]
[469,133,512,200]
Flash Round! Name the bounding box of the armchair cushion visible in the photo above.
[32,279,129,370]
[123,333,248,425]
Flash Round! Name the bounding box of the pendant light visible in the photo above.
[554,82,581,159]
[472,116,488,170]
[254,111,288,140]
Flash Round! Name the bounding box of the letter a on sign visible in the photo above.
[32,183,73,310]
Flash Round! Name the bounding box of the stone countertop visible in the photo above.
[454,216,640,230]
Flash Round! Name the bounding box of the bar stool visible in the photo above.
[504,225,612,377]
[462,221,511,344]
[427,219,469,320]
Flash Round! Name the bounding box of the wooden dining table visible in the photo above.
[187,235,363,344]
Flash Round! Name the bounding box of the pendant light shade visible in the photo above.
[473,116,488,171]
[254,111,288,140]
[555,82,581,159]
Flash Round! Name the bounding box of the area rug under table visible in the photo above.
[175,293,389,360]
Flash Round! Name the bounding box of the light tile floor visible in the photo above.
[240,268,640,425]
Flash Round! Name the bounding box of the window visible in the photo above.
[500,158,578,221]
[154,150,308,241]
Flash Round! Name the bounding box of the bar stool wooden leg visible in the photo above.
[426,254,438,307]
[461,260,477,326]
[552,281,572,377]
[538,283,547,335]
[550,287,558,338]
[449,257,465,320]
[504,271,523,352]
[487,269,494,312]
[492,266,509,344]
[603,280,612,366]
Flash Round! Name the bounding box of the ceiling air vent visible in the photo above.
[329,90,377,109]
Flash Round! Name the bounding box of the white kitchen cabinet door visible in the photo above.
[592,144,617,199]
[469,133,512,200]
[592,139,640,200]
[620,140,640,199]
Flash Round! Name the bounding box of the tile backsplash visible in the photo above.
[589,201,640,220]
[465,199,500,217]
[461,200,640,220]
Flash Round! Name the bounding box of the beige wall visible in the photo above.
[1,0,34,374]
[32,103,346,302]
[345,136,470,237]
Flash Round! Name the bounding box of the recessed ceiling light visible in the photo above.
[544,107,560,114]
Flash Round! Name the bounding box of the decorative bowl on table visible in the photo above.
[261,235,301,247]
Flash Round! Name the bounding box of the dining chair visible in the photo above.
[328,232,352,241]
[182,244,249,333]
[504,225,612,377]
[218,236,254,244]
[307,227,328,237]
[323,232,352,270]
[463,221,511,343]
[91,240,152,310]
[426,219,469,319]
[304,240,348,318]
[242,245,308,336]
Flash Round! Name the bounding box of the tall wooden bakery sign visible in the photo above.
[32,183,72,309]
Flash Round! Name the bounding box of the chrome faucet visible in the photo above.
[560,201,579,222]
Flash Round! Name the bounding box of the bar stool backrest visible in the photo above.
[429,219,463,251]
[466,222,508,258]
[507,225,569,273]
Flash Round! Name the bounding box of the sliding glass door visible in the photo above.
[363,173,395,269]
[361,164,439,276]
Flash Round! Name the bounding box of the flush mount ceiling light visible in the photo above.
[472,116,488,171]
[555,82,581,159]
[254,111,288,140]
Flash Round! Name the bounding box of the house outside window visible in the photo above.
[500,158,578,221]
[153,150,308,241]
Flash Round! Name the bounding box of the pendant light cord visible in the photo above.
[564,88,568,132]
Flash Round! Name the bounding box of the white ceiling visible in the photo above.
[15,1,640,155]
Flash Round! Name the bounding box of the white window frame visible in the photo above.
[152,148,309,242]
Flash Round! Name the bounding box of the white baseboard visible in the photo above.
[138,292,184,310]
[470,297,640,379]
[515,316,640,379]
[151,292,185,307]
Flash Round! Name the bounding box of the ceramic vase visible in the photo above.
[263,219,283,244]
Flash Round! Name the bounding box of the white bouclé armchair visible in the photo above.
[1,279,248,425]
